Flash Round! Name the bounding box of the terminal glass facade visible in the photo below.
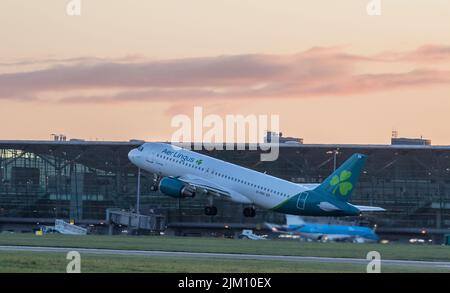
[0,141,449,230]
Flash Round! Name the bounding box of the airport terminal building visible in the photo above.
[1,137,449,242]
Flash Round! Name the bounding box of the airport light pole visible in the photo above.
[327,149,340,171]
[136,168,141,215]
[333,151,337,171]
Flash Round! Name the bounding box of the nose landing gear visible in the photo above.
[150,174,161,191]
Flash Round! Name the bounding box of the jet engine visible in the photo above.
[158,177,196,198]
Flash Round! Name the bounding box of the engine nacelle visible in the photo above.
[158,177,196,198]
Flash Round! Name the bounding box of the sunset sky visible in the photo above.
[1,0,450,144]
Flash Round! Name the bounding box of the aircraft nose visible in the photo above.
[128,149,139,163]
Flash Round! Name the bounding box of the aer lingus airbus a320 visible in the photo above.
[128,142,385,217]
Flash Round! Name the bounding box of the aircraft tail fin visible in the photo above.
[285,215,305,226]
[315,153,367,202]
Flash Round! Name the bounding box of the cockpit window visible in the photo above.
[138,146,144,152]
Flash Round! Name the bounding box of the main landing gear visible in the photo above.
[243,206,256,218]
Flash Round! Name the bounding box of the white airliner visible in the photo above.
[128,142,385,217]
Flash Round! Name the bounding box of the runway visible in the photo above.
[1,245,450,269]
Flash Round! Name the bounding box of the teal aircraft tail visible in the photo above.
[315,153,367,202]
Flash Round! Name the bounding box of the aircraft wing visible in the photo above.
[352,205,386,212]
[315,234,374,243]
[319,234,353,241]
[177,174,252,204]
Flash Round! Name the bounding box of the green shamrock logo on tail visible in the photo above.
[330,170,353,196]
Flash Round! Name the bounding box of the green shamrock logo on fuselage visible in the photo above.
[330,170,353,196]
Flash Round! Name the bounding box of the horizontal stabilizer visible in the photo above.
[353,205,386,212]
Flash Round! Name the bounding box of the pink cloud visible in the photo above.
[0,45,449,103]
[377,45,450,63]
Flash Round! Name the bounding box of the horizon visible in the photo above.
[0,135,442,147]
